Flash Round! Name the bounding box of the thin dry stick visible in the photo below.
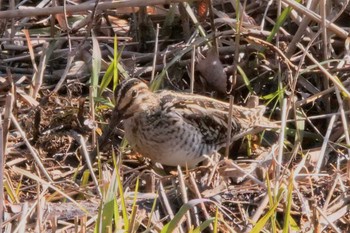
[62,0,72,31]
[190,45,195,94]
[52,54,74,94]
[0,35,156,43]
[51,216,57,232]
[225,97,234,159]
[323,204,349,229]
[177,166,192,231]
[10,113,52,182]
[77,133,102,198]
[9,0,15,40]
[292,152,309,179]
[276,0,281,47]
[316,206,342,233]
[71,214,97,232]
[334,88,350,158]
[23,29,38,74]
[15,202,29,233]
[225,0,244,158]
[276,98,287,182]
[188,172,213,231]
[0,0,191,18]
[315,115,336,174]
[206,154,220,187]
[80,215,87,233]
[259,0,273,30]
[348,160,350,186]
[33,42,49,98]
[74,216,79,233]
[276,98,288,177]
[321,0,331,113]
[62,0,73,56]
[320,0,329,60]
[3,94,14,155]
[158,182,185,233]
[208,0,218,52]
[36,184,43,232]
[81,0,101,46]
[225,160,266,187]
[50,0,56,37]
[322,174,340,211]
[249,194,270,227]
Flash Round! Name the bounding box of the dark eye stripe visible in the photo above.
[114,78,150,120]
[115,78,142,103]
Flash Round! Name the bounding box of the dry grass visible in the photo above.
[1,0,350,232]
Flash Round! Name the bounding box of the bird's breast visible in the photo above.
[122,111,217,166]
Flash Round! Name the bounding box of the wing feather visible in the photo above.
[158,90,278,144]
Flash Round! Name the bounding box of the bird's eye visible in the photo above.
[131,90,138,98]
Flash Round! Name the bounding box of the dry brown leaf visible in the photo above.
[197,0,210,21]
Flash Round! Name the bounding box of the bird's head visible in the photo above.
[114,78,157,120]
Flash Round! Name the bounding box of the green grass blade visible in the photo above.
[213,207,218,233]
[266,173,277,233]
[101,197,115,230]
[283,172,299,232]
[113,35,119,91]
[94,199,103,233]
[192,218,215,233]
[181,2,207,39]
[116,168,129,230]
[4,178,19,203]
[91,31,101,97]
[251,187,285,233]
[101,168,119,230]
[262,87,285,106]
[295,109,305,143]
[237,65,253,93]
[146,191,159,230]
[299,59,342,74]
[98,62,114,97]
[266,0,302,43]
[112,149,121,231]
[161,199,212,233]
[99,37,126,98]
[129,177,140,229]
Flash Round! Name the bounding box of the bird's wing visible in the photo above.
[158,91,278,143]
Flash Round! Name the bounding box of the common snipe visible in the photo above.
[94,78,278,167]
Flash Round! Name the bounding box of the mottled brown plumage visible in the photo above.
[95,78,278,167]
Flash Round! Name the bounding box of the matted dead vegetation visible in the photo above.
[1,0,350,232]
